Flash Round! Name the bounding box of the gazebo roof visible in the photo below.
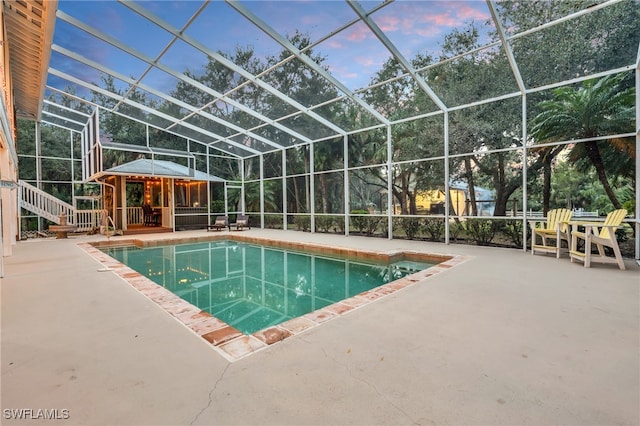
[103,159,225,182]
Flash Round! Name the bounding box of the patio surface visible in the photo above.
[1,229,638,425]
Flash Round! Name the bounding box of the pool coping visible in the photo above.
[79,234,471,362]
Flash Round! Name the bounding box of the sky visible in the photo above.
[49,0,496,99]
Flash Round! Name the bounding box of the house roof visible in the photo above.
[103,159,225,182]
[3,0,57,121]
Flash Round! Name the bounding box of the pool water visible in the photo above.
[102,240,434,334]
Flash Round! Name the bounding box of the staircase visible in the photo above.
[19,180,76,225]
[19,181,108,233]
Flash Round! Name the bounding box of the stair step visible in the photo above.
[19,180,76,225]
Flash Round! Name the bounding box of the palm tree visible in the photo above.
[531,72,635,210]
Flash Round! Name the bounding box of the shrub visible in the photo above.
[379,220,389,238]
[394,217,422,239]
[264,214,282,229]
[21,217,38,232]
[622,199,635,216]
[423,218,445,242]
[332,216,345,234]
[364,216,384,236]
[616,225,629,243]
[350,210,369,234]
[293,215,311,232]
[210,200,225,213]
[449,220,464,242]
[315,216,334,233]
[498,220,523,248]
[465,219,496,246]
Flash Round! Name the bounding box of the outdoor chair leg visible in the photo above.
[584,233,591,268]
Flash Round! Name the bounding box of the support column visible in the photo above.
[444,112,450,244]
[310,143,315,233]
[386,125,393,239]
[119,176,127,230]
[0,146,17,258]
[522,94,529,253]
[259,154,264,229]
[635,66,639,260]
[282,149,287,230]
[343,134,349,236]
[35,121,42,231]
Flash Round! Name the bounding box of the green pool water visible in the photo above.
[101,240,433,334]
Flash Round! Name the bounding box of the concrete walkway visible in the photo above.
[1,230,638,425]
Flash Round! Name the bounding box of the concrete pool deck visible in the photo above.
[1,229,638,425]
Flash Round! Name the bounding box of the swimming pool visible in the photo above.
[83,234,467,361]
[101,240,435,334]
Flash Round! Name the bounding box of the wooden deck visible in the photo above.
[123,225,173,235]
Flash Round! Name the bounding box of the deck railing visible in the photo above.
[76,209,108,232]
[19,181,110,232]
[19,180,75,225]
[507,209,599,218]
[127,206,144,225]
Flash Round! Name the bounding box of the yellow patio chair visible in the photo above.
[569,209,627,270]
[530,208,573,258]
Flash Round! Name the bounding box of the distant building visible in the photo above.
[414,182,495,216]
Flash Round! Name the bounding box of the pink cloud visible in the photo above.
[376,14,401,32]
[457,4,491,21]
[354,56,376,68]
[343,72,360,80]
[345,24,371,42]
[378,2,490,34]
[414,26,443,38]
[326,39,344,49]
[421,12,459,27]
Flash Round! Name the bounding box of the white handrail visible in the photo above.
[19,180,75,224]
[76,209,108,232]
[19,181,110,232]
[104,215,117,239]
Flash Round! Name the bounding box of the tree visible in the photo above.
[529,144,566,214]
[429,23,523,216]
[92,75,151,146]
[496,0,639,213]
[359,53,447,215]
[531,73,635,210]
[496,0,640,88]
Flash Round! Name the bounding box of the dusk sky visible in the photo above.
[50,0,497,98]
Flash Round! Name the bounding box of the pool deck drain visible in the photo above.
[79,236,470,362]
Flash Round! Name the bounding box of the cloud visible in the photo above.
[321,21,372,49]
[413,26,444,39]
[376,14,401,32]
[326,64,363,89]
[379,2,491,35]
[326,39,344,49]
[354,56,376,68]
[345,23,372,42]
[457,4,491,21]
